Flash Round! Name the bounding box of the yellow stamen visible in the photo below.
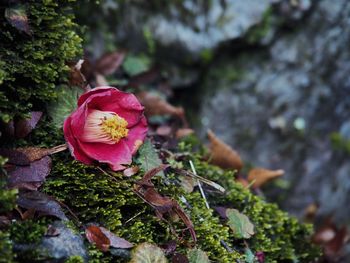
[100,114,129,142]
[82,110,129,144]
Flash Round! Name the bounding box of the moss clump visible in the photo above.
[0,231,14,263]
[10,219,47,245]
[0,0,82,123]
[65,255,84,263]
[0,157,17,214]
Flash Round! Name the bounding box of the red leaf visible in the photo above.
[85,225,110,252]
[17,191,67,220]
[95,51,126,76]
[8,156,52,190]
[15,111,42,138]
[100,227,133,249]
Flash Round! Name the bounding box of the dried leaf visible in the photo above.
[22,208,36,220]
[226,208,254,239]
[0,145,66,166]
[188,248,210,263]
[137,91,184,118]
[68,59,87,88]
[134,165,196,243]
[160,240,176,256]
[156,126,172,137]
[5,5,31,35]
[95,51,125,76]
[85,225,110,252]
[8,156,52,190]
[247,168,284,188]
[123,166,139,177]
[15,111,42,138]
[207,130,243,171]
[130,243,167,263]
[17,191,67,220]
[172,253,189,263]
[179,175,196,193]
[100,227,133,249]
[176,128,194,139]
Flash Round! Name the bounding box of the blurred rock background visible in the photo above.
[76,0,350,226]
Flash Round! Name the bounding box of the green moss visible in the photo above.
[65,255,84,263]
[245,7,274,44]
[0,231,14,263]
[0,0,82,122]
[10,219,47,244]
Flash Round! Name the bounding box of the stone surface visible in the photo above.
[198,0,350,223]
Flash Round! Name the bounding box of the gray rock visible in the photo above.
[198,0,350,224]
[40,221,88,261]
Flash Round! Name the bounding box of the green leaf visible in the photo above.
[130,243,167,263]
[188,248,210,263]
[47,85,83,128]
[226,208,255,239]
[123,54,151,76]
[135,140,162,173]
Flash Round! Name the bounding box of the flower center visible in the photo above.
[100,114,128,142]
[82,110,129,144]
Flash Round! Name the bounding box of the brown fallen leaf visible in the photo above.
[68,59,87,88]
[207,130,243,171]
[0,144,67,166]
[134,165,196,243]
[17,191,67,220]
[5,5,31,35]
[136,91,185,118]
[95,51,125,76]
[8,156,52,190]
[100,227,133,249]
[15,111,43,138]
[85,225,110,252]
[123,166,139,177]
[247,168,284,188]
[176,128,194,139]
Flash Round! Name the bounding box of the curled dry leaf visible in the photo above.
[0,144,67,165]
[123,166,140,177]
[134,165,196,243]
[130,243,167,263]
[247,168,284,188]
[8,156,52,190]
[100,227,133,249]
[17,191,67,220]
[5,4,31,35]
[15,111,42,138]
[136,91,184,118]
[68,59,87,88]
[207,130,243,171]
[95,51,125,76]
[85,225,110,252]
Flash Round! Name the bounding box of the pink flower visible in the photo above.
[63,87,148,171]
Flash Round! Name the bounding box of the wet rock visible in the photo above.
[198,0,350,223]
[40,221,88,261]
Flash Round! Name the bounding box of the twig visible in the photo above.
[189,160,210,209]
[49,144,68,154]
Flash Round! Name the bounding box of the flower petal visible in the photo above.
[63,115,94,165]
[81,87,144,127]
[77,140,132,171]
[123,115,148,154]
[77,86,115,106]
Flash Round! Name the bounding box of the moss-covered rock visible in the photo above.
[0,0,81,123]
